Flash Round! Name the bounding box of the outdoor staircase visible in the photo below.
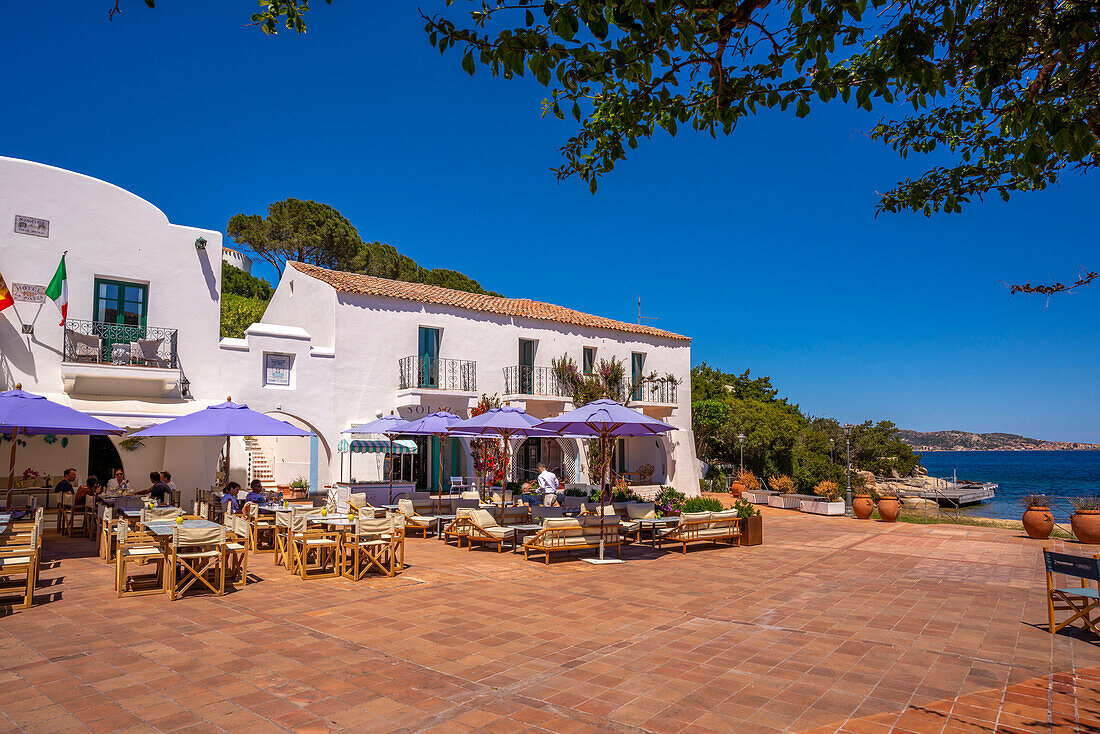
[244,437,277,492]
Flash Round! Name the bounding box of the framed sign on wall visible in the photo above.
[264,353,292,387]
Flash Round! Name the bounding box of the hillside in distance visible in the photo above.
[899,430,1100,452]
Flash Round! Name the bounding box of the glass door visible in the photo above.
[519,339,535,394]
[631,353,645,401]
[418,327,440,388]
[93,278,148,358]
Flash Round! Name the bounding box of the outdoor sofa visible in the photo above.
[522,516,621,564]
[657,510,741,553]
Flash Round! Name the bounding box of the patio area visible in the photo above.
[2,507,1098,734]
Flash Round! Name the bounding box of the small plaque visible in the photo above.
[11,283,45,303]
[14,215,49,238]
[264,353,292,386]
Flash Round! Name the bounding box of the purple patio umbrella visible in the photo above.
[132,398,311,489]
[343,413,412,501]
[399,411,462,511]
[537,399,675,563]
[1,385,124,509]
[448,406,560,500]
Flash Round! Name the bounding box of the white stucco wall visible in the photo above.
[222,247,252,275]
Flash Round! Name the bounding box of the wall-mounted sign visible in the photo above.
[264,353,292,387]
[14,215,49,238]
[11,283,45,303]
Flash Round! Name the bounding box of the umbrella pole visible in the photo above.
[599,431,608,562]
[388,435,394,504]
[5,426,19,511]
[436,433,443,513]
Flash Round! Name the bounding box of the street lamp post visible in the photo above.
[829,437,835,462]
[842,424,854,516]
[737,433,746,472]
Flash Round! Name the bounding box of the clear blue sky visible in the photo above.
[4,3,1098,442]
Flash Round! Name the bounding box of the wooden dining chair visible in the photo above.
[1044,549,1100,635]
[115,523,166,598]
[289,515,340,580]
[167,525,226,601]
[0,526,39,609]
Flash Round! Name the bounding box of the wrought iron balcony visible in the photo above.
[623,378,678,405]
[398,356,476,392]
[503,365,570,398]
[63,320,179,369]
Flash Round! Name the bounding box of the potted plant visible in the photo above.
[801,480,845,516]
[736,469,761,499]
[734,498,762,546]
[767,474,803,509]
[288,476,309,499]
[1021,494,1054,540]
[1070,495,1100,544]
[876,488,901,523]
[654,486,685,517]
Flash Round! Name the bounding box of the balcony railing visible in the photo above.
[399,356,476,392]
[63,320,179,369]
[503,365,570,398]
[623,378,678,405]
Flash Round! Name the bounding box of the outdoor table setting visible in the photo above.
[636,517,679,547]
[142,518,222,535]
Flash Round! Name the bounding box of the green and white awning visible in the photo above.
[337,438,418,454]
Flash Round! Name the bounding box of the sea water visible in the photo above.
[918,450,1100,519]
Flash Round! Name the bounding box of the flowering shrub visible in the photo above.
[653,486,686,516]
[813,480,841,502]
[22,468,40,482]
[771,474,796,493]
[736,469,760,492]
[470,394,505,487]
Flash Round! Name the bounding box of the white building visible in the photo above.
[222,246,252,275]
[0,157,700,504]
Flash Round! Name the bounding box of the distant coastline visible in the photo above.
[900,430,1100,453]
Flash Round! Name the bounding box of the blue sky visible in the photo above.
[4,3,1098,441]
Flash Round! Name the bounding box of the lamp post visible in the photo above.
[737,433,746,472]
[842,424,854,516]
[829,437,835,462]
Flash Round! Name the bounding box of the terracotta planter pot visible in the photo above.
[1071,509,1100,544]
[278,484,293,498]
[852,495,874,520]
[1022,507,1054,540]
[729,482,746,498]
[740,515,762,546]
[877,497,900,523]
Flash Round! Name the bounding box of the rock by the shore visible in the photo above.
[856,470,876,489]
[901,496,938,510]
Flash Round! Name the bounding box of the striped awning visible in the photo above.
[337,438,418,454]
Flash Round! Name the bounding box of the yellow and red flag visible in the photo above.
[0,272,14,312]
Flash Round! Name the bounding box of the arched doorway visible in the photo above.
[88,435,123,487]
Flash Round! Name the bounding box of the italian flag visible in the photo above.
[0,272,13,313]
[45,254,68,325]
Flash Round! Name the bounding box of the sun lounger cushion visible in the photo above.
[470,509,499,529]
[680,511,712,525]
[626,503,656,520]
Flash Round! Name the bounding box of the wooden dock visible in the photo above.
[903,481,997,507]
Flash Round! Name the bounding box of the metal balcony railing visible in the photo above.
[623,378,678,404]
[503,365,570,397]
[398,356,476,392]
[63,320,179,369]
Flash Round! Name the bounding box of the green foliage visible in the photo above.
[289,476,309,490]
[222,262,274,300]
[654,486,687,517]
[422,0,1100,219]
[220,293,269,338]
[693,365,921,491]
[732,498,760,519]
[682,497,725,513]
[563,487,589,497]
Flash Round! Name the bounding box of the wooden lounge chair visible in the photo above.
[397,499,438,537]
[465,509,517,553]
[657,510,741,553]
[619,502,657,542]
[1043,549,1100,635]
[522,516,621,564]
[442,507,476,547]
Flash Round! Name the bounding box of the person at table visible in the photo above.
[221,482,242,514]
[106,469,129,492]
[243,479,266,505]
[133,471,171,505]
[54,468,77,498]
[537,462,560,507]
[160,471,177,497]
[74,475,101,507]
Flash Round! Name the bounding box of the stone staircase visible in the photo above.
[244,436,277,492]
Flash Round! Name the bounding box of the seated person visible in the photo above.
[133,471,171,505]
[243,479,266,505]
[106,469,129,492]
[54,468,77,497]
[160,471,177,499]
[74,475,101,507]
[221,482,242,514]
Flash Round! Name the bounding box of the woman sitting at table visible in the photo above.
[221,482,242,514]
[243,479,266,505]
[74,475,101,507]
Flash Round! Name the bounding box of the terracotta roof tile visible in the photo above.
[288,262,689,341]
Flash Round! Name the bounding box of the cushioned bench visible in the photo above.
[657,510,741,553]
[522,516,621,564]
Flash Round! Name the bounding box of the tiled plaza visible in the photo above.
[2,508,1098,733]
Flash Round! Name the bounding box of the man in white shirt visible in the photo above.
[537,463,560,507]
